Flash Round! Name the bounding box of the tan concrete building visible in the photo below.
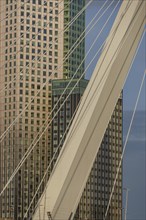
[0,0,85,219]
[0,218,13,220]
[0,0,64,219]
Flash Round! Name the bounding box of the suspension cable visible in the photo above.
[0,0,121,197]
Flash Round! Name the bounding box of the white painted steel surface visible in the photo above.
[33,1,145,219]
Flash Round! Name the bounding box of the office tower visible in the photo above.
[63,1,85,79]
[76,96,123,220]
[51,79,88,165]
[51,80,122,219]
[0,0,85,219]
[0,1,64,219]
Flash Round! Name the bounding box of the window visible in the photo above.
[44,29,47,34]
[50,2,53,7]
[38,35,41,40]
[32,6,36,11]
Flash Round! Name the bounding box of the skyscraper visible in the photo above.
[0,0,85,219]
[76,96,123,220]
[0,0,63,218]
[0,0,122,219]
[51,79,88,166]
[51,82,123,220]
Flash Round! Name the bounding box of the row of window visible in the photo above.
[21,0,47,6]
[20,8,58,16]
[21,5,56,14]
[5,18,17,25]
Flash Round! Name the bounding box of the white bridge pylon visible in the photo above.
[33,1,145,219]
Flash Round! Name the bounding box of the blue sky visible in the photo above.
[123,111,145,220]
[85,0,146,219]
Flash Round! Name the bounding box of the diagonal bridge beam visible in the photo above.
[33,1,145,219]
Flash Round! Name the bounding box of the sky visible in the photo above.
[85,0,146,219]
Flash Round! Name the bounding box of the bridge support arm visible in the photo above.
[33,1,145,219]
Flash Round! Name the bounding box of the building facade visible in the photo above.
[0,0,85,219]
[51,79,123,220]
[76,96,123,220]
[51,79,88,166]
[0,0,63,218]
[0,0,122,219]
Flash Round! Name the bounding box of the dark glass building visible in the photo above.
[51,80,123,219]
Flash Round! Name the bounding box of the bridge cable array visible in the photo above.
[1,0,110,96]
[0,0,113,143]
[37,1,144,218]
[24,95,81,220]
[0,0,120,199]
[1,1,144,219]
[0,0,93,142]
[63,0,133,142]
[25,1,140,218]
[36,1,145,218]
